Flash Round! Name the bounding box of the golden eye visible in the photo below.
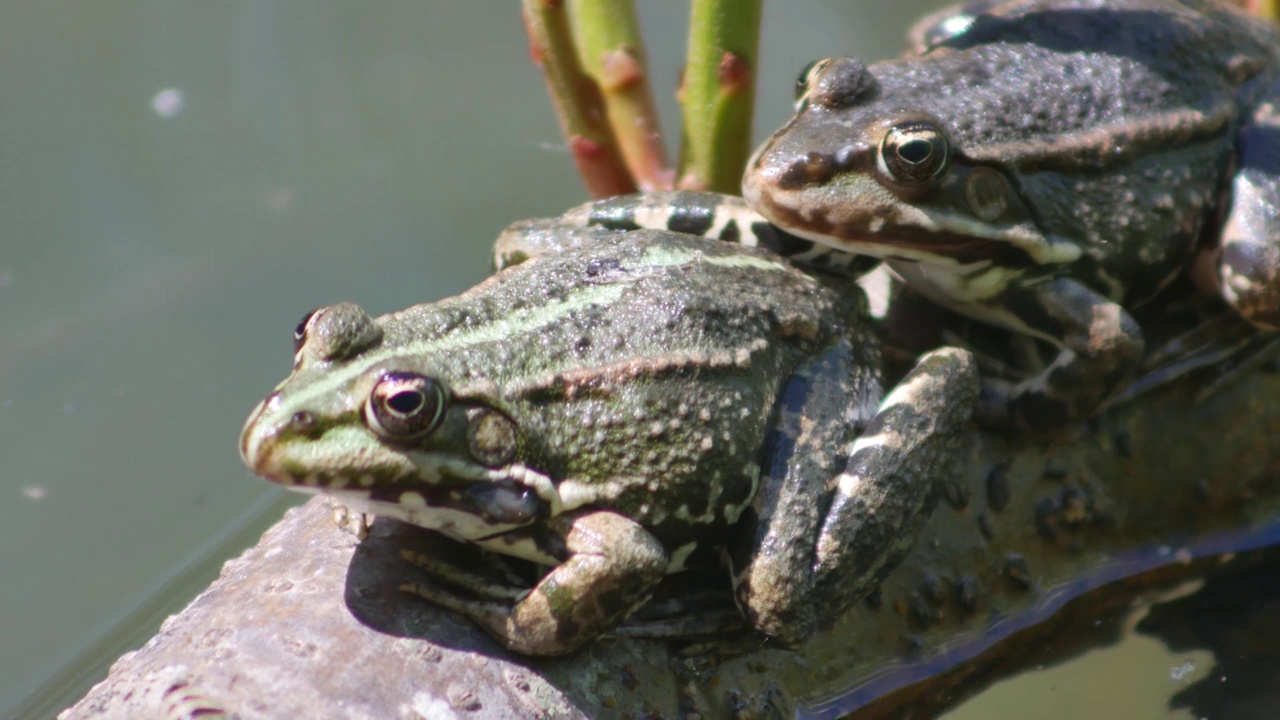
[879,121,949,184]
[365,372,447,440]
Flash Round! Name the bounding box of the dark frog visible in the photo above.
[744,0,1280,433]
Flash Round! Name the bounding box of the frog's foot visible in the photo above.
[324,497,370,540]
[403,510,666,657]
[973,278,1144,434]
[1102,313,1268,409]
[1142,312,1256,373]
[1190,332,1280,402]
[1213,89,1280,331]
[732,345,978,646]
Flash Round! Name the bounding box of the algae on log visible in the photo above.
[62,364,1280,719]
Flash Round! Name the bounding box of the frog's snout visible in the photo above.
[239,394,295,479]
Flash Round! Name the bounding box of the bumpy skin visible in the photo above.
[744,0,1280,433]
[241,228,977,655]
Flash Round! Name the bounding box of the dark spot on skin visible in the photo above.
[586,258,623,277]
[667,202,714,237]
[594,586,628,619]
[986,463,1011,512]
[954,578,979,614]
[1003,554,1033,591]
[586,195,643,231]
[718,474,755,517]
[681,486,712,522]
[778,151,837,190]
[719,219,741,244]
[554,614,581,646]
[1113,430,1133,459]
[977,512,994,540]
[289,411,318,437]
[906,635,925,652]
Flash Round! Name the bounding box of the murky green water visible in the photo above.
[3,3,1273,718]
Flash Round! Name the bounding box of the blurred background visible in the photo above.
[1,3,1267,718]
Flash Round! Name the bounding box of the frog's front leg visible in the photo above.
[1211,86,1280,331]
[733,344,978,646]
[402,509,666,656]
[976,277,1144,434]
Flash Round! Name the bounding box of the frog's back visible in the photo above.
[895,0,1277,165]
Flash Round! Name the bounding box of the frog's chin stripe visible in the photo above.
[299,485,529,542]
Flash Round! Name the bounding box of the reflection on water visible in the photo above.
[1139,551,1280,718]
[943,545,1280,720]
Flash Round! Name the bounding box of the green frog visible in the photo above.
[239,228,977,656]
[743,0,1280,433]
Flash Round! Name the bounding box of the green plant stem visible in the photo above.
[677,0,762,193]
[522,0,636,197]
[569,0,673,191]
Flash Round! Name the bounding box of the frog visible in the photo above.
[742,0,1280,433]
[240,228,978,656]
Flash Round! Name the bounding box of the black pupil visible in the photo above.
[292,310,317,351]
[387,389,425,415]
[795,60,818,98]
[897,138,934,164]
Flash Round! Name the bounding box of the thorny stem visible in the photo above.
[677,0,762,193]
[569,0,673,191]
[521,0,636,197]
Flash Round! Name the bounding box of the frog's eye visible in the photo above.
[293,309,318,354]
[794,59,820,100]
[366,372,447,440]
[879,121,949,185]
[294,303,383,363]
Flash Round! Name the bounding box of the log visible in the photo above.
[60,354,1280,719]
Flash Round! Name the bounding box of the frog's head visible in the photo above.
[744,56,1078,269]
[240,303,554,542]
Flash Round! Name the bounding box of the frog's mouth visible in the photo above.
[782,221,1041,269]
[289,476,547,542]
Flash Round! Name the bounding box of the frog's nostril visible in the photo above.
[778,151,835,189]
